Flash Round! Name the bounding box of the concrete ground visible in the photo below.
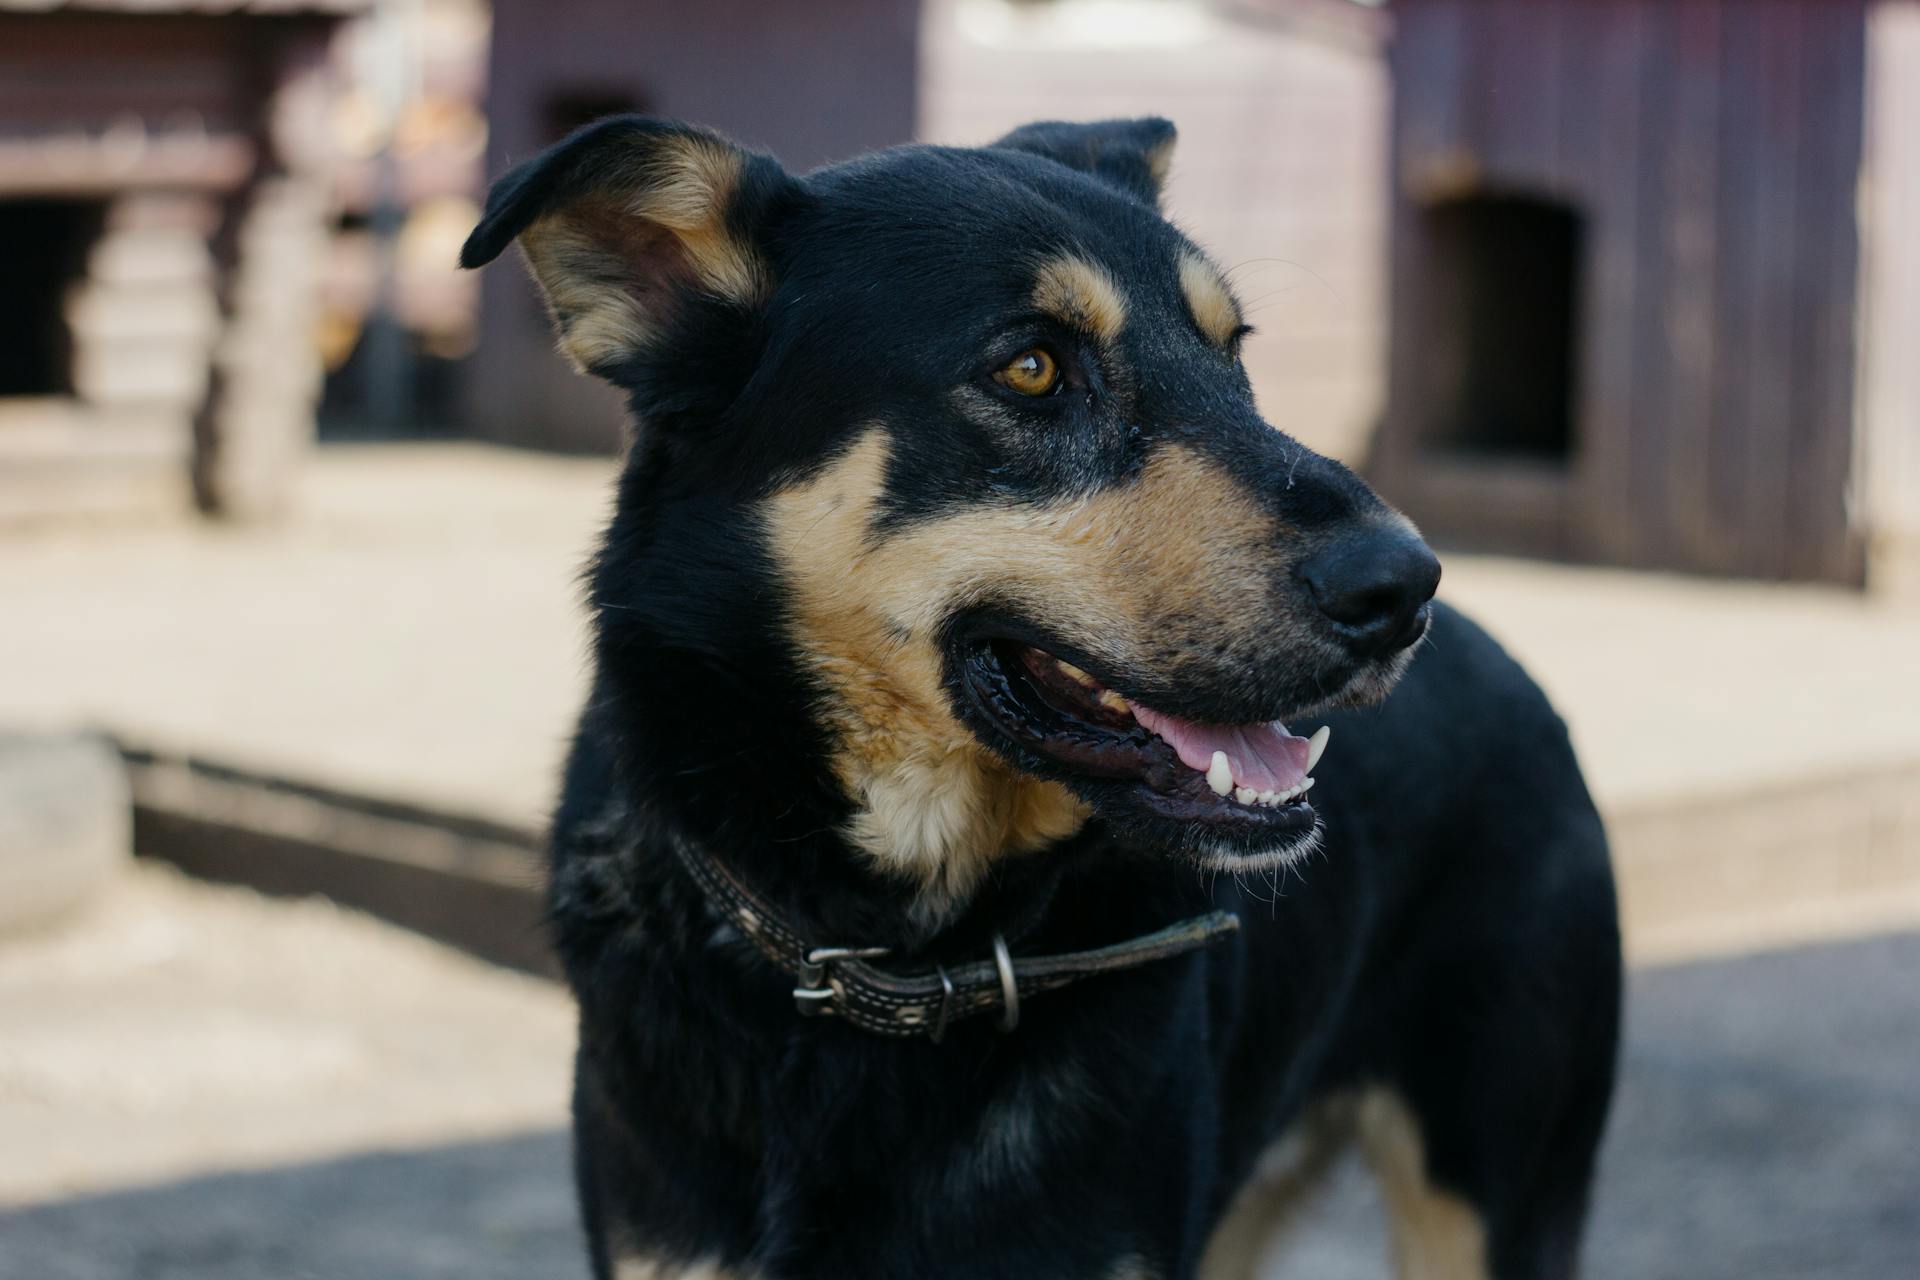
[1,442,1918,960]
[0,864,1914,1279]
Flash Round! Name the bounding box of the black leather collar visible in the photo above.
[671,835,1240,1041]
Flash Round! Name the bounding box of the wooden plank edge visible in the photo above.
[119,744,558,978]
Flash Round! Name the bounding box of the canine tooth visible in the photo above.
[1299,777,1315,793]
[1234,786,1256,805]
[1055,659,1099,689]
[1306,726,1331,773]
[1206,751,1233,796]
[1096,688,1131,715]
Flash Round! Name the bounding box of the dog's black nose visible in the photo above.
[1296,523,1442,657]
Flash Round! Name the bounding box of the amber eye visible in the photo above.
[994,347,1061,397]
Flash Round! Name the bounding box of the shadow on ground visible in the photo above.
[1277,929,1920,1279]
[5,932,1917,1280]
[0,1131,585,1280]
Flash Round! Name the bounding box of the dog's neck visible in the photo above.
[661,794,1100,961]
[581,637,1101,956]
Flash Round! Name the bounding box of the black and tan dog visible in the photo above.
[460,115,1620,1280]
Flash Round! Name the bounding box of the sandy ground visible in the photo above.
[1,443,1916,832]
[0,445,606,829]
[1,865,1915,1279]
[2,442,1916,1272]
[0,862,573,1207]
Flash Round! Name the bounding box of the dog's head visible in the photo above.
[464,117,1438,914]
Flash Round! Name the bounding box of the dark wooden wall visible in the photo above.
[0,9,345,521]
[1375,0,1870,583]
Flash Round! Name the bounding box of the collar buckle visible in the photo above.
[793,945,890,1017]
[673,831,1239,1040]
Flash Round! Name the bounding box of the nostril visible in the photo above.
[1322,582,1407,628]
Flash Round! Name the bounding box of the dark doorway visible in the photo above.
[1416,193,1584,460]
[0,200,105,397]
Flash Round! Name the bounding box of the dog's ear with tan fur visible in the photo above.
[460,116,800,378]
[990,117,1177,207]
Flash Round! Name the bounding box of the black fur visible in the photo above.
[463,116,1621,1280]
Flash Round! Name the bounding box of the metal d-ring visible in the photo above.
[991,933,1019,1033]
[930,962,955,1044]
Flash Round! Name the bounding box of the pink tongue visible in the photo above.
[1131,705,1311,793]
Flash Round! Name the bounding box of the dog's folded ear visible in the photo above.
[990,117,1177,207]
[460,116,798,376]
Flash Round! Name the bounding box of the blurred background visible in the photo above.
[1,0,1916,1276]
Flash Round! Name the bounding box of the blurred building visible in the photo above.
[463,0,923,452]
[315,0,491,436]
[462,0,1385,458]
[0,0,364,522]
[428,0,1920,593]
[1371,0,1920,590]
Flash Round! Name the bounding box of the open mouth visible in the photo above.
[955,637,1330,859]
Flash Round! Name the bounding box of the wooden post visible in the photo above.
[1859,1,1920,598]
[195,26,339,520]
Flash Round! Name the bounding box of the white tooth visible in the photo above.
[1207,751,1233,796]
[1306,726,1332,773]
[1299,776,1315,793]
[1257,790,1276,805]
[1234,786,1257,805]
[1055,659,1097,687]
